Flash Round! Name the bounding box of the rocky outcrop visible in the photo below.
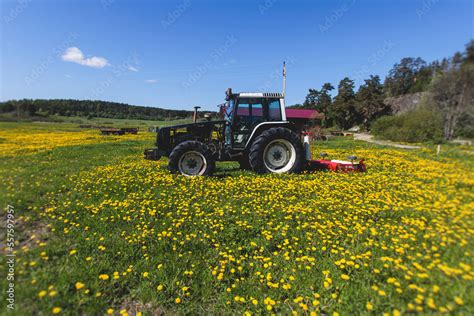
[384,92,425,113]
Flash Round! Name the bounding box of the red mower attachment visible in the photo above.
[307,155,366,172]
[303,133,366,173]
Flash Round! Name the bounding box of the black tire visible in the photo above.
[238,154,252,170]
[249,127,304,174]
[168,141,215,176]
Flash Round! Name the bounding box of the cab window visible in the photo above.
[268,99,282,120]
[236,103,250,116]
[233,99,264,147]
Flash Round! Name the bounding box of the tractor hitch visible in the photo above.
[144,148,164,161]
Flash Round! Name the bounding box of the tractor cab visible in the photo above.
[222,88,286,149]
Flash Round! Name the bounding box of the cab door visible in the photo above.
[232,99,264,148]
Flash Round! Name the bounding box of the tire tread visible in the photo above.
[168,141,215,176]
[249,127,304,174]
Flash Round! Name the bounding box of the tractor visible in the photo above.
[144,88,365,176]
[144,88,317,176]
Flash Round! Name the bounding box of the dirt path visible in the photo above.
[353,133,422,149]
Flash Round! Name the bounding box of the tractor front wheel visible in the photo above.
[168,141,215,176]
[249,127,304,174]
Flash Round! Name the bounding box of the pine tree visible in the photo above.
[384,57,431,96]
[303,83,334,126]
[355,75,391,130]
[331,77,358,130]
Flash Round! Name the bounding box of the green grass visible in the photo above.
[0,122,473,315]
[0,113,191,128]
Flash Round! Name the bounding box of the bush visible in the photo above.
[371,107,443,143]
[455,113,474,139]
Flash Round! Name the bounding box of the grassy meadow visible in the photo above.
[0,120,473,315]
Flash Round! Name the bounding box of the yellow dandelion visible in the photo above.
[454,296,464,305]
[366,302,373,310]
[75,282,85,290]
[99,274,109,280]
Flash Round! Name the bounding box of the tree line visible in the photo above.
[0,99,194,121]
[291,40,474,140]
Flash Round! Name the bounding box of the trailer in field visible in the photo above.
[100,127,139,135]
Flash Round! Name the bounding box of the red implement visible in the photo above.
[307,159,366,172]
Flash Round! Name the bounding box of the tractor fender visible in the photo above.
[244,121,295,149]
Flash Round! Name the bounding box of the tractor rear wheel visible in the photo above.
[249,127,304,174]
[168,141,215,176]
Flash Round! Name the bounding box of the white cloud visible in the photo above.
[61,47,109,68]
[145,79,158,83]
[127,65,139,72]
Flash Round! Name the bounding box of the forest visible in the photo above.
[290,40,473,141]
[0,99,194,121]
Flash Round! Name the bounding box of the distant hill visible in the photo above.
[0,99,197,121]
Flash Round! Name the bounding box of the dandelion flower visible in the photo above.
[366,302,373,310]
[99,274,109,280]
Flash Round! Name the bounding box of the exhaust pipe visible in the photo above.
[193,106,201,123]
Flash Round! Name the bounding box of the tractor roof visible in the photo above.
[235,92,284,98]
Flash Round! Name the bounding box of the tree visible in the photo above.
[355,75,391,130]
[331,77,358,130]
[303,89,320,109]
[384,57,432,96]
[463,39,474,64]
[303,83,334,126]
[426,42,474,140]
[287,103,303,109]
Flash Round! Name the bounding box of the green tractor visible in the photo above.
[144,88,317,176]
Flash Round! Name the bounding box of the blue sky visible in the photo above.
[1,0,472,110]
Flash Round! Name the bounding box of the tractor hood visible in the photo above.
[158,120,225,131]
[155,120,226,154]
